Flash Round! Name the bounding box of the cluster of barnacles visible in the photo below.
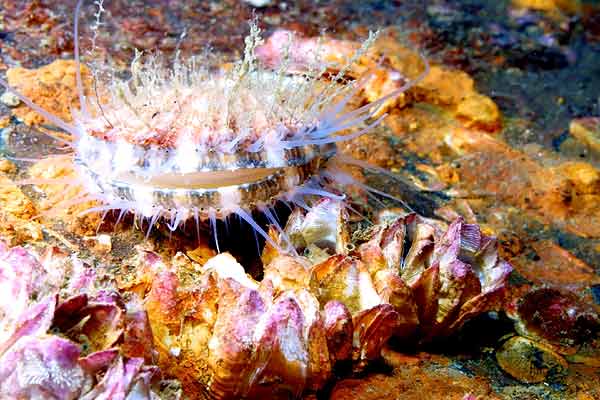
[0,242,172,399]
[0,200,515,399]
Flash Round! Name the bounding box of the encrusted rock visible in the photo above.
[0,158,16,174]
[256,29,502,132]
[5,59,91,126]
[28,155,102,236]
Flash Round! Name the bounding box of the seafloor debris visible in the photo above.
[495,336,568,384]
[328,362,501,400]
[0,241,175,399]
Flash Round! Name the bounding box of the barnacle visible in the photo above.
[0,242,168,399]
[0,195,515,399]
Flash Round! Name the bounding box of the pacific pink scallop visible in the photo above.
[0,0,429,252]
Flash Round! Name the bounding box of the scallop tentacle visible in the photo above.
[73,0,88,118]
[234,207,285,253]
[292,186,345,201]
[279,52,431,151]
[0,77,80,140]
[322,168,415,213]
[145,211,163,239]
[208,208,221,253]
[280,114,385,148]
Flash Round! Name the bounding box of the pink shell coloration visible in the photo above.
[0,242,164,399]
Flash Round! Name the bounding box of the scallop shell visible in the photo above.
[513,287,600,354]
[496,336,567,384]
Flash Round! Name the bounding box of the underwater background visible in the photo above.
[0,1,600,399]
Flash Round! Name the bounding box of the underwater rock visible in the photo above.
[0,173,43,246]
[27,155,102,236]
[443,128,600,238]
[455,93,502,132]
[0,158,16,174]
[0,160,44,245]
[329,358,501,400]
[509,238,600,290]
[5,59,91,126]
[0,174,36,220]
[511,0,583,16]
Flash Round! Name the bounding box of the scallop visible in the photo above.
[496,336,567,384]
